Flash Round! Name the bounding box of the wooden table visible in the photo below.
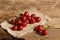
[0,0,60,40]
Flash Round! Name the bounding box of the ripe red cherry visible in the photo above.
[36,25,42,31]
[35,17,41,22]
[28,16,31,20]
[12,25,17,30]
[29,18,35,24]
[24,11,29,17]
[15,19,21,25]
[41,29,47,36]
[10,19,16,24]
[21,16,27,22]
[24,19,29,24]
[17,25,24,31]
[31,14,36,18]
[21,22,27,27]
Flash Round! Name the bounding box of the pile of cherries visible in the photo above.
[9,11,47,36]
[36,25,47,36]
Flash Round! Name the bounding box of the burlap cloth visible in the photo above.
[0,0,60,40]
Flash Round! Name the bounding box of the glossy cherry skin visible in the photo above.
[12,25,17,30]
[35,17,41,22]
[21,16,27,22]
[10,19,16,24]
[36,25,42,31]
[29,18,35,24]
[24,19,29,24]
[17,25,24,31]
[41,29,47,36]
[24,11,29,17]
[15,19,21,25]
[28,16,31,20]
[31,14,36,18]
[21,22,27,27]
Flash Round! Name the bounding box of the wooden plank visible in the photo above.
[0,0,60,40]
[48,18,60,28]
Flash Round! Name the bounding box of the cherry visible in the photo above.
[28,16,31,20]
[17,25,24,31]
[41,29,47,36]
[31,14,36,18]
[10,19,16,24]
[24,19,29,24]
[21,22,27,27]
[12,25,17,30]
[29,18,35,24]
[21,16,27,22]
[36,25,42,31]
[35,17,41,22]
[15,19,21,25]
[24,11,29,17]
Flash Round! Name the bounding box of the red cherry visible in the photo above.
[31,14,36,18]
[41,29,47,36]
[12,25,17,30]
[29,18,35,24]
[35,17,41,22]
[21,16,27,22]
[21,22,27,27]
[15,19,21,25]
[24,11,29,17]
[36,25,42,31]
[28,16,31,20]
[17,25,24,31]
[10,19,16,24]
[25,19,29,24]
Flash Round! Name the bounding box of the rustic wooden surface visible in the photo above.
[0,0,60,40]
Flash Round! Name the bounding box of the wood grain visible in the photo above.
[0,0,60,40]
